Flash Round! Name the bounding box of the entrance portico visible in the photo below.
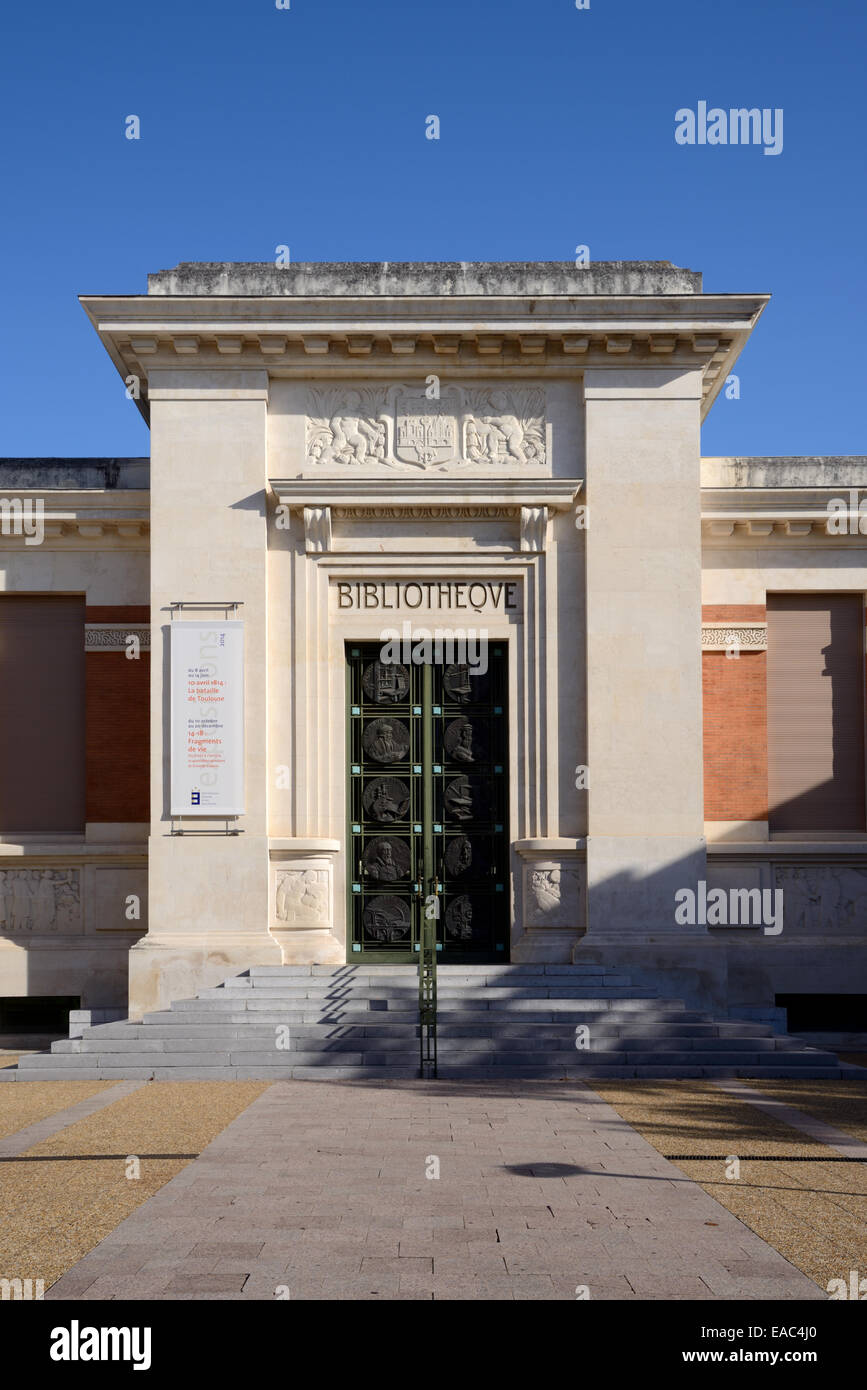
[78,261,767,1016]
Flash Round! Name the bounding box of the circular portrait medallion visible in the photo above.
[362,837,411,882]
[362,718,410,764]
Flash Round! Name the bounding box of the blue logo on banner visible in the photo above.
[191,790,200,805]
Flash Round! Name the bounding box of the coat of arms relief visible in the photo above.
[306,385,547,470]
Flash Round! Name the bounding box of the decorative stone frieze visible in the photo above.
[701,623,767,651]
[0,868,82,933]
[773,864,867,934]
[85,624,151,652]
[305,384,547,470]
[333,505,519,521]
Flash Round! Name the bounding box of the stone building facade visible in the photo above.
[0,262,865,1022]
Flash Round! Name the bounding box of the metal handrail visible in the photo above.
[418,889,438,1078]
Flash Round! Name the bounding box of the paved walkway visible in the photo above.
[46,1079,823,1300]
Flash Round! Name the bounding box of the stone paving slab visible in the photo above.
[46,1079,824,1301]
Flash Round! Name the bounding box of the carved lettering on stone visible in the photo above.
[305,384,547,470]
[0,869,82,933]
[774,864,867,932]
[275,869,329,926]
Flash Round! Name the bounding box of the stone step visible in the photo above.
[247,964,612,978]
[151,1002,704,1019]
[67,1039,794,1056]
[168,992,673,1014]
[149,1007,704,1028]
[28,1039,847,1071]
[77,1020,776,1043]
[223,973,633,984]
[9,961,864,1083]
[194,986,656,1004]
[211,983,637,1000]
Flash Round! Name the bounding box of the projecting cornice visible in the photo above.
[702,485,867,544]
[80,290,768,426]
[270,477,581,554]
[270,476,580,512]
[0,490,149,550]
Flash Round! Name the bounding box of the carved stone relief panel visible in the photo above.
[275,869,330,927]
[524,865,583,929]
[305,384,547,471]
[0,869,82,934]
[774,864,867,933]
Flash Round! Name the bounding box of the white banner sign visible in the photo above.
[170,622,245,816]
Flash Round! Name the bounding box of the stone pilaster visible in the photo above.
[129,369,281,1016]
[582,368,707,938]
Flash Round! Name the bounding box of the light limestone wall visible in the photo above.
[130,370,281,1017]
[702,550,867,604]
[0,548,148,603]
[0,852,146,1008]
[582,368,706,938]
[552,508,586,838]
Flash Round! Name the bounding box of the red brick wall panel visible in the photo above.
[85,608,150,823]
[702,603,768,822]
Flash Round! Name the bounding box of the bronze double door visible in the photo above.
[346,642,509,963]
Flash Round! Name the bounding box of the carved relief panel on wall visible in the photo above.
[0,869,82,933]
[305,384,547,470]
[275,869,329,927]
[774,865,867,932]
[524,866,583,930]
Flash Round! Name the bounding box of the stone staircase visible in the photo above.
[3,964,865,1081]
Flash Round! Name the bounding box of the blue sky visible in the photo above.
[1,0,864,458]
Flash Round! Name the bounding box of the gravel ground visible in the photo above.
[747,1079,867,1145]
[0,1079,113,1140]
[0,1081,268,1291]
[591,1080,867,1292]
